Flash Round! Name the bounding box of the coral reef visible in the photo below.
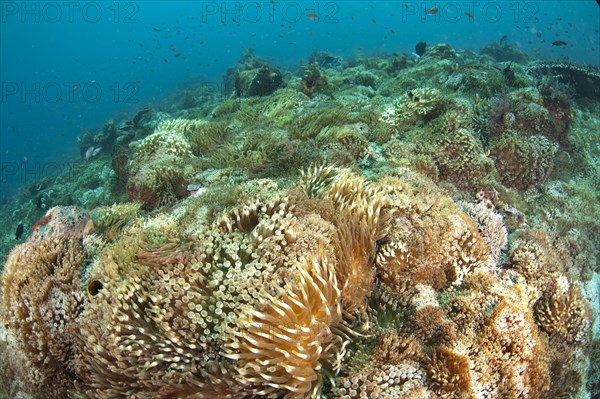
[301,63,332,98]
[434,128,495,191]
[0,42,599,399]
[223,49,284,98]
[490,133,558,190]
[125,118,197,210]
[1,207,90,398]
[488,87,572,143]
[534,285,589,345]
[380,88,443,128]
[1,168,388,398]
[479,40,530,63]
[530,61,600,99]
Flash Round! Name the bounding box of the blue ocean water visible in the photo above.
[1,0,598,202]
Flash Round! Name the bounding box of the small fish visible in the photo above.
[552,40,568,46]
[306,13,318,20]
[426,6,438,15]
[371,18,377,24]
[92,147,102,157]
[464,11,475,20]
[15,223,24,240]
[163,57,169,63]
[187,184,207,197]
[308,31,316,35]
[85,146,95,161]
[152,27,161,31]
[390,28,396,34]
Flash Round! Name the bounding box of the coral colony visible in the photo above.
[1,43,600,399]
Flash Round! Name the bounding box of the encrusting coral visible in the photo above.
[124,118,201,210]
[1,207,90,398]
[534,284,589,345]
[426,346,472,398]
[380,88,443,128]
[0,167,395,398]
[490,132,558,190]
[1,41,599,399]
[0,162,596,399]
[434,128,495,191]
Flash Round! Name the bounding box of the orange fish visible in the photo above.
[308,31,316,35]
[464,11,475,20]
[426,6,438,15]
[306,13,318,20]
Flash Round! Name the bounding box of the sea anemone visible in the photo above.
[223,251,345,398]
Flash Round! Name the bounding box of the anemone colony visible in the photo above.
[1,43,599,399]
